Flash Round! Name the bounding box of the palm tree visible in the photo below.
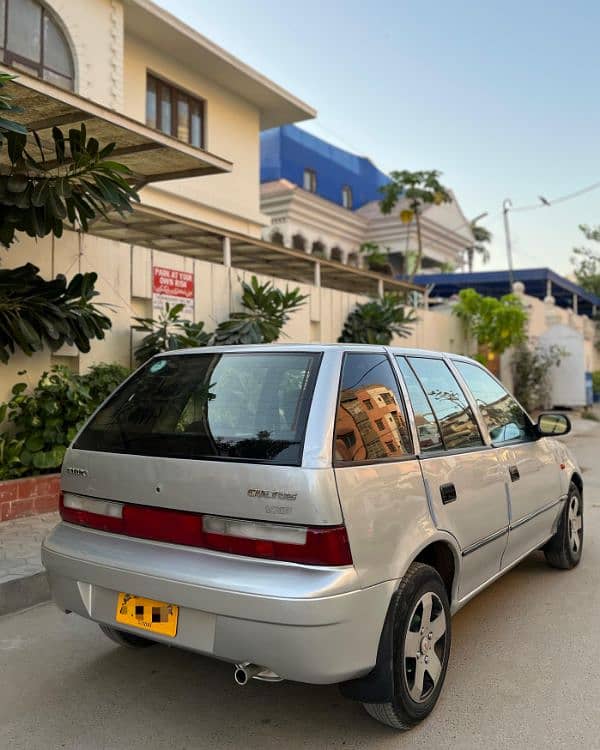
[465,220,492,273]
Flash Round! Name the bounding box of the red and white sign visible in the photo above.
[152,266,194,320]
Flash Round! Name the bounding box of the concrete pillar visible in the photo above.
[222,236,231,267]
[573,293,578,315]
[314,260,321,288]
[546,279,552,298]
[377,278,384,298]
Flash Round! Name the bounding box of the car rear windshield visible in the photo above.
[74,352,321,465]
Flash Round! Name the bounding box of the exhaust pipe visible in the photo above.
[234,663,282,685]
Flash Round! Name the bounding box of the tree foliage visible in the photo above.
[338,294,416,345]
[0,73,139,249]
[212,276,307,346]
[453,288,527,357]
[379,170,452,280]
[0,263,112,364]
[571,224,600,297]
[133,303,211,364]
[466,219,492,273]
[0,363,130,479]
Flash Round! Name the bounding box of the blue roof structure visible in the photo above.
[413,268,600,317]
[260,125,389,209]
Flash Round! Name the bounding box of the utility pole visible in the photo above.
[502,199,514,287]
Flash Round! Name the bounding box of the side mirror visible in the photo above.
[537,412,571,437]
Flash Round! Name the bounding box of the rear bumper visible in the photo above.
[42,523,394,684]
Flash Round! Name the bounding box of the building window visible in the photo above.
[292,233,306,251]
[146,74,205,148]
[303,168,317,193]
[363,398,373,410]
[0,0,74,90]
[342,185,353,209]
[270,230,284,245]
[375,418,385,431]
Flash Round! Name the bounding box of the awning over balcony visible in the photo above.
[0,67,232,183]
[92,204,424,298]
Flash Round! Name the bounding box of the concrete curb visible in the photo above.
[0,571,50,617]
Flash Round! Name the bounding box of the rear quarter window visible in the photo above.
[74,352,321,466]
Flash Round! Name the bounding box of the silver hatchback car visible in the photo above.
[43,345,583,729]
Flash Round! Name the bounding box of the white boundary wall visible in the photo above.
[0,231,467,401]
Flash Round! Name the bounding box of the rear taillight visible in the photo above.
[59,493,352,566]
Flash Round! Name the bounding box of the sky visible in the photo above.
[157,0,600,275]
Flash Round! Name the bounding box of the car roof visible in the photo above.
[157,343,477,363]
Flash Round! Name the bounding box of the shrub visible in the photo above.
[338,294,416,345]
[212,276,307,346]
[0,363,130,479]
[133,303,211,364]
[592,371,600,395]
[511,344,566,413]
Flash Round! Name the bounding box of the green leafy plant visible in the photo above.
[338,294,416,345]
[511,344,566,413]
[592,371,600,396]
[466,218,492,272]
[571,224,600,297]
[360,242,392,275]
[83,362,131,409]
[453,288,527,360]
[379,170,452,281]
[0,263,112,364]
[0,73,139,249]
[212,276,307,345]
[0,363,130,479]
[133,303,211,364]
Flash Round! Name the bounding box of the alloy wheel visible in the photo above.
[403,591,447,703]
[567,493,582,554]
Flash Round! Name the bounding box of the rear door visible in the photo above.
[452,360,563,567]
[395,356,509,598]
[332,352,429,588]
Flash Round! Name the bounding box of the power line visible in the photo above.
[511,180,600,213]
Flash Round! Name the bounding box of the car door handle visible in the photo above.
[440,483,457,504]
[509,465,520,482]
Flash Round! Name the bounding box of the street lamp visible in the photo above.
[502,199,514,286]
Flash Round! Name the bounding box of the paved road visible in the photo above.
[2,422,599,750]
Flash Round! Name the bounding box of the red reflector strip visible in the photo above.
[59,494,352,566]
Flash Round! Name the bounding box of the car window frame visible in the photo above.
[449,357,537,447]
[332,351,417,468]
[398,354,488,457]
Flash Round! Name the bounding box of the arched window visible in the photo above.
[330,246,343,262]
[270,229,284,245]
[292,233,306,251]
[312,240,325,258]
[342,186,353,210]
[1,0,74,90]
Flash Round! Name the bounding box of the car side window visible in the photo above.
[453,360,535,445]
[395,356,444,453]
[407,357,484,450]
[334,353,413,463]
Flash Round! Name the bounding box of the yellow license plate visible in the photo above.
[116,593,179,637]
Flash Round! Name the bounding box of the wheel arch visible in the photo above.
[339,534,460,704]
[570,471,583,496]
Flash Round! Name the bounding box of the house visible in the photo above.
[260,125,474,272]
[0,0,421,399]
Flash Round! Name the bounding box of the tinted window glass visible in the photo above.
[395,357,444,452]
[335,353,412,463]
[75,353,320,465]
[408,358,483,450]
[454,361,534,444]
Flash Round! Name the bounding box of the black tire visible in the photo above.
[99,623,156,648]
[362,562,451,730]
[544,482,583,570]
